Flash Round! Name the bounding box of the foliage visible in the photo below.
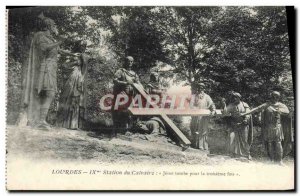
[150,6,293,109]
[84,7,168,79]
[204,7,293,108]
[150,7,221,85]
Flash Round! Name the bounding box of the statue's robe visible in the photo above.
[136,80,165,134]
[261,102,293,157]
[56,54,88,129]
[23,31,59,125]
[136,117,166,134]
[226,101,253,158]
[190,93,215,150]
[111,68,140,130]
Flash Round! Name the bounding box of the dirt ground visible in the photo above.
[6,125,294,167]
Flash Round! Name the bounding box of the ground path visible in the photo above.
[6,125,294,167]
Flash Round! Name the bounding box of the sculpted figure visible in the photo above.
[224,92,253,160]
[190,83,216,150]
[56,40,88,129]
[22,13,74,129]
[111,56,140,136]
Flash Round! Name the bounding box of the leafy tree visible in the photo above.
[203,7,292,107]
[150,6,292,110]
[150,7,221,91]
[84,7,168,78]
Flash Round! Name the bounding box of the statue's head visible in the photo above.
[38,13,58,35]
[270,91,280,102]
[80,40,88,52]
[231,92,241,104]
[150,72,159,83]
[73,40,87,53]
[193,82,205,94]
[124,56,134,69]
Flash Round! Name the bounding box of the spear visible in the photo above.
[240,103,269,117]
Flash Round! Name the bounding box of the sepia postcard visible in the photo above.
[6,6,295,191]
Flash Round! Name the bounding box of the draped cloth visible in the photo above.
[136,78,165,134]
[22,31,59,125]
[261,102,293,157]
[113,68,139,97]
[56,54,88,129]
[190,93,215,150]
[226,101,253,157]
[111,68,140,129]
[281,115,293,156]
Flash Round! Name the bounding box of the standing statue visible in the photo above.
[224,92,253,160]
[21,13,74,130]
[260,91,292,165]
[146,72,163,97]
[237,91,293,164]
[246,91,292,165]
[56,40,88,129]
[111,56,140,136]
[190,83,216,150]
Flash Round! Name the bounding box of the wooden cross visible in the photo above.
[129,83,223,149]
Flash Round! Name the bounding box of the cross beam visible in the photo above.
[159,113,191,146]
[129,108,223,116]
[131,84,195,147]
